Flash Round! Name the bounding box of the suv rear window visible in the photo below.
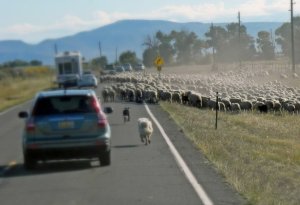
[32,95,96,116]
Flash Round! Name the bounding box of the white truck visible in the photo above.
[55,51,83,88]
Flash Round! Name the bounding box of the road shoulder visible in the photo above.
[147,103,247,205]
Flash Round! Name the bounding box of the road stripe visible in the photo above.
[144,104,214,205]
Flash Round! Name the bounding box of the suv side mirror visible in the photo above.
[18,111,29,118]
[103,107,113,114]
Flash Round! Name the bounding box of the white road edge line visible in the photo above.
[144,103,214,205]
[0,100,32,116]
[0,160,18,177]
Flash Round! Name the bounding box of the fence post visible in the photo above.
[215,92,219,130]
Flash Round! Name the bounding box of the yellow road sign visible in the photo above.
[154,56,164,66]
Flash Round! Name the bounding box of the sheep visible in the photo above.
[221,98,232,110]
[138,118,153,145]
[144,90,158,104]
[126,89,135,102]
[159,91,172,102]
[201,96,210,108]
[240,100,253,111]
[171,92,182,104]
[283,103,295,113]
[208,99,217,110]
[189,92,202,108]
[99,68,300,116]
[218,102,226,112]
[181,91,189,105]
[135,89,143,103]
[253,101,265,112]
[230,103,241,113]
[108,89,116,102]
[258,104,268,113]
[101,89,109,102]
[294,103,300,114]
[273,101,282,112]
[230,98,242,104]
[265,100,275,111]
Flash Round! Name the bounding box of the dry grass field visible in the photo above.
[0,76,54,112]
[155,62,300,205]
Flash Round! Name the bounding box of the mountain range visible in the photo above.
[0,19,283,65]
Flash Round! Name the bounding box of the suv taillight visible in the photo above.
[26,119,36,133]
[91,97,101,113]
[97,113,107,128]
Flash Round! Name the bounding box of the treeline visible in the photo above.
[142,16,300,67]
[0,59,49,80]
[0,59,43,69]
[88,51,141,70]
[90,17,300,68]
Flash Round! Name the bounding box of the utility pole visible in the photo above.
[115,47,118,64]
[98,41,102,57]
[211,23,216,70]
[290,0,296,73]
[211,23,215,61]
[238,11,242,69]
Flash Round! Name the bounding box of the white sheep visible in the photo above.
[138,118,153,145]
[230,103,242,113]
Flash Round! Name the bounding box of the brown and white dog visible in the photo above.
[137,118,153,145]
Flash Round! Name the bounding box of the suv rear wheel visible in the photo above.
[99,150,111,166]
[24,152,37,170]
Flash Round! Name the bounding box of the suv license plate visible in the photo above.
[58,121,74,129]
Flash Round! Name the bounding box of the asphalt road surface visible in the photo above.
[0,84,246,205]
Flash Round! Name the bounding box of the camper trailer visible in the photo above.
[55,51,83,88]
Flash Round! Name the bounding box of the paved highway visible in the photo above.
[0,84,246,205]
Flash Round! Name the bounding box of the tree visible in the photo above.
[30,60,42,66]
[257,31,275,60]
[205,25,228,63]
[205,23,255,63]
[142,48,156,67]
[119,51,137,65]
[276,16,300,63]
[171,30,205,65]
[155,31,175,65]
[2,60,29,68]
[142,34,159,49]
[91,56,108,69]
[142,34,159,67]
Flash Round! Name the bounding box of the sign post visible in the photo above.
[154,56,164,79]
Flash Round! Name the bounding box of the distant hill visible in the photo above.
[0,20,283,65]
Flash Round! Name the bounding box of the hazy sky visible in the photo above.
[0,0,298,43]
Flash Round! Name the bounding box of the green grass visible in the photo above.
[0,75,55,112]
[160,102,300,205]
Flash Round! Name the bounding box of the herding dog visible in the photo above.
[123,107,130,123]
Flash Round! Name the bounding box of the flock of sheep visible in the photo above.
[99,65,300,114]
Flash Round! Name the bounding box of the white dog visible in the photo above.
[138,118,153,145]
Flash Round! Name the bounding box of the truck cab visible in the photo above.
[55,51,83,88]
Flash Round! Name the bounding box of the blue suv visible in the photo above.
[18,89,113,169]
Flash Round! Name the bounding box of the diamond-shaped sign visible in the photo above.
[154,56,164,66]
